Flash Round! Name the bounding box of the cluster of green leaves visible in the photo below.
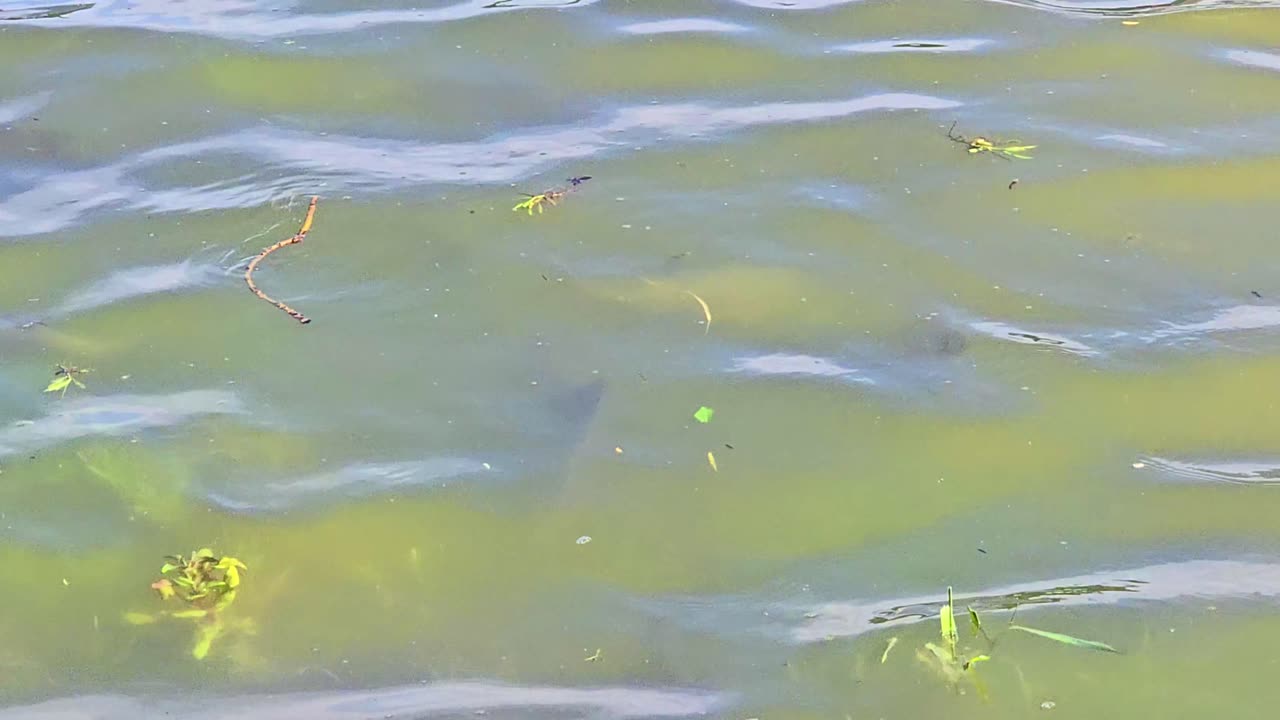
[152,549,246,608]
[44,364,90,397]
[947,122,1037,160]
[126,549,249,659]
[916,587,993,697]
[911,586,1118,699]
[966,137,1037,160]
[512,189,567,215]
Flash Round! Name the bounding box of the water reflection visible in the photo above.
[1135,456,1280,486]
[203,458,495,513]
[2,0,603,38]
[0,93,959,237]
[0,390,242,457]
[619,18,750,35]
[834,38,994,54]
[988,0,1280,17]
[791,559,1280,642]
[0,681,728,720]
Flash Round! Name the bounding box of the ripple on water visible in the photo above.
[0,681,729,720]
[1134,456,1280,486]
[202,458,496,513]
[986,0,1280,17]
[0,0,604,38]
[791,559,1280,642]
[0,390,243,457]
[0,93,959,237]
[833,38,994,54]
[1223,49,1280,73]
[619,18,751,36]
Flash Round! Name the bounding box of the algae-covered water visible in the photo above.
[3,0,1280,717]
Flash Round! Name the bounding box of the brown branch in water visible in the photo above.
[245,196,317,325]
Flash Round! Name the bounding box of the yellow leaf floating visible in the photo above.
[684,291,712,334]
[707,451,718,472]
[880,636,899,664]
[948,122,1037,160]
[513,193,552,215]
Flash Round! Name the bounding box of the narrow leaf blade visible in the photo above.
[1009,625,1119,653]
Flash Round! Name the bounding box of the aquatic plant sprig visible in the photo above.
[44,364,91,397]
[946,122,1037,160]
[126,549,251,660]
[513,176,592,216]
[906,586,1119,700]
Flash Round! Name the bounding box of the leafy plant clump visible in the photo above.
[912,586,1118,699]
[44,364,91,397]
[512,175,592,215]
[946,122,1037,160]
[126,549,251,660]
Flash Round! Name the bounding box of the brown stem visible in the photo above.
[245,197,317,324]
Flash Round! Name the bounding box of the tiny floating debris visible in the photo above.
[576,535,592,545]
[947,122,1036,160]
[707,451,718,472]
[44,364,91,398]
[512,176,592,216]
[245,196,318,324]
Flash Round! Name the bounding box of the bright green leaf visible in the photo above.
[1009,625,1119,653]
[880,636,898,664]
[214,589,238,611]
[44,376,72,394]
[693,406,715,423]
[191,621,225,660]
[159,563,178,574]
[940,587,958,658]
[964,654,991,670]
[968,606,983,636]
[171,609,207,619]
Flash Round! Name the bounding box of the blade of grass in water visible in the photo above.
[1009,625,1120,653]
[940,587,958,658]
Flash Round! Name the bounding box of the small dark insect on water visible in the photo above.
[567,176,592,186]
[54,364,89,378]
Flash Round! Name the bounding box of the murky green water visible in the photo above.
[3,0,1280,717]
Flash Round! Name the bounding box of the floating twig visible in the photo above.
[245,197,317,324]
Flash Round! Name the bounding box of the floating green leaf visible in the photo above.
[44,375,73,395]
[940,587,958,659]
[191,621,225,660]
[693,406,715,424]
[171,609,208,619]
[1009,625,1119,653]
[967,606,983,636]
[880,636,899,664]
